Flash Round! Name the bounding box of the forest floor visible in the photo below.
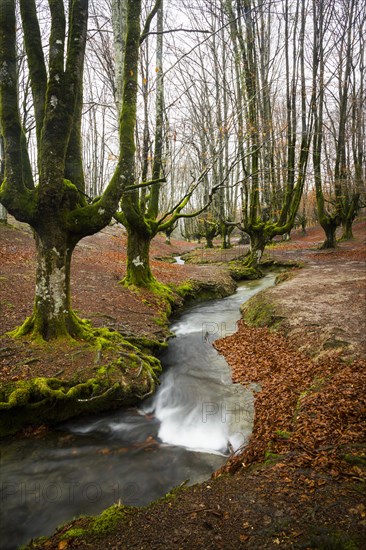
[1,217,366,549]
[0,221,235,388]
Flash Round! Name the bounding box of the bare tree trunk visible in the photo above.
[0,203,7,223]
[111,0,128,112]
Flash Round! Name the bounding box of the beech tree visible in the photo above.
[223,0,313,271]
[0,0,142,339]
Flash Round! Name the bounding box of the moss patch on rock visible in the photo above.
[240,293,284,329]
[172,277,237,308]
[24,484,190,549]
[227,261,262,281]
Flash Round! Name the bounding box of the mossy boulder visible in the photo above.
[227,261,262,281]
[240,293,284,329]
[173,277,237,308]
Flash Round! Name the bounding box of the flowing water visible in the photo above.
[0,274,275,549]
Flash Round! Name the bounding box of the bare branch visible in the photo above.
[140,0,162,44]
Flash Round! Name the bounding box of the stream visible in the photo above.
[0,274,275,549]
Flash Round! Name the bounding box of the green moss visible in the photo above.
[174,281,195,297]
[90,504,127,534]
[122,278,175,332]
[59,504,127,542]
[61,179,87,210]
[149,479,189,508]
[3,385,31,407]
[0,341,162,436]
[10,311,145,351]
[0,376,111,412]
[228,261,262,281]
[0,180,38,224]
[274,259,305,269]
[60,528,87,540]
[124,277,174,303]
[65,201,114,235]
[241,294,283,329]
[153,314,168,327]
[171,278,236,308]
[342,454,366,468]
[275,429,291,440]
[162,480,189,500]
[264,450,282,463]
[125,335,167,352]
[275,271,294,284]
[9,310,96,343]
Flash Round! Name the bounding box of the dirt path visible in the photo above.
[1,218,365,549]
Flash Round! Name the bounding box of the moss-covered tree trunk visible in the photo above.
[34,231,72,335]
[204,223,219,249]
[341,219,354,241]
[312,0,360,247]
[124,0,163,288]
[340,194,359,240]
[124,225,154,286]
[14,228,80,339]
[164,221,177,244]
[244,229,267,271]
[116,0,205,289]
[320,220,338,249]
[0,136,6,223]
[205,234,214,248]
[221,222,232,249]
[114,0,221,288]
